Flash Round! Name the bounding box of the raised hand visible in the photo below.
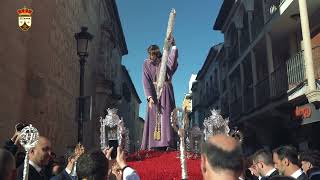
[170,37,176,46]
[116,147,127,169]
[148,97,154,109]
[167,34,175,46]
[103,146,113,160]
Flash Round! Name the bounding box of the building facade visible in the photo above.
[118,66,142,152]
[182,74,197,113]
[194,0,320,154]
[192,44,223,127]
[0,0,138,155]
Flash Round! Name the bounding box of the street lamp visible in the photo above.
[75,26,94,143]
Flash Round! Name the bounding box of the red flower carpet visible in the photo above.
[127,150,203,180]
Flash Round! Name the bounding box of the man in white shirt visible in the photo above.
[252,149,279,179]
[272,146,309,180]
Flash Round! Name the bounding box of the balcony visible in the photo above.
[286,51,305,89]
[228,46,320,121]
[286,46,320,101]
[286,46,320,90]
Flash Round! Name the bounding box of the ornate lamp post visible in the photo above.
[74,26,93,143]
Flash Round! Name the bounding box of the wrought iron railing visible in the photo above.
[255,76,270,107]
[286,51,305,89]
[286,46,320,89]
[270,65,287,98]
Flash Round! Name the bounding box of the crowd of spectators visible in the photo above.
[1,123,320,180]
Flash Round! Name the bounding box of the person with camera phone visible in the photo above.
[3,123,29,155]
[104,146,140,180]
[108,139,119,160]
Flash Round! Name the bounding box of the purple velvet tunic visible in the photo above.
[140,47,178,150]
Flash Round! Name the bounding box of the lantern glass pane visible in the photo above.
[77,38,88,56]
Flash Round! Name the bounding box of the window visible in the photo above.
[122,83,131,102]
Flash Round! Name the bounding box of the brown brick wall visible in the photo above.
[312,31,320,79]
[0,0,126,155]
[312,32,320,47]
[0,0,30,143]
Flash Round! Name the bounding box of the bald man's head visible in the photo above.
[209,134,240,152]
[29,136,52,167]
[201,134,244,179]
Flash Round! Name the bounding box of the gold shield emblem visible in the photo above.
[17,7,33,31]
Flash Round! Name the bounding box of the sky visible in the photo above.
[116,0,224,118]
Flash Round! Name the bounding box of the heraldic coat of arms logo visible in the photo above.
[17,7,33,31]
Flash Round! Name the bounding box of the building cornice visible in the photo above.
[106,0,128,55]
[214,0,236,30]
[196,43,223,80]
[191,81,198,92]
[138,117,145,122]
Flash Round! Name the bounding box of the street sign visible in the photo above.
[294,103,320,125]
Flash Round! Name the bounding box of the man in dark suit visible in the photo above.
[273,146,309,180]
[299,150,320,180]
[16,136,52,180]
[50,148,77,180]
[252,149,279,179]
[0,148,16,180]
